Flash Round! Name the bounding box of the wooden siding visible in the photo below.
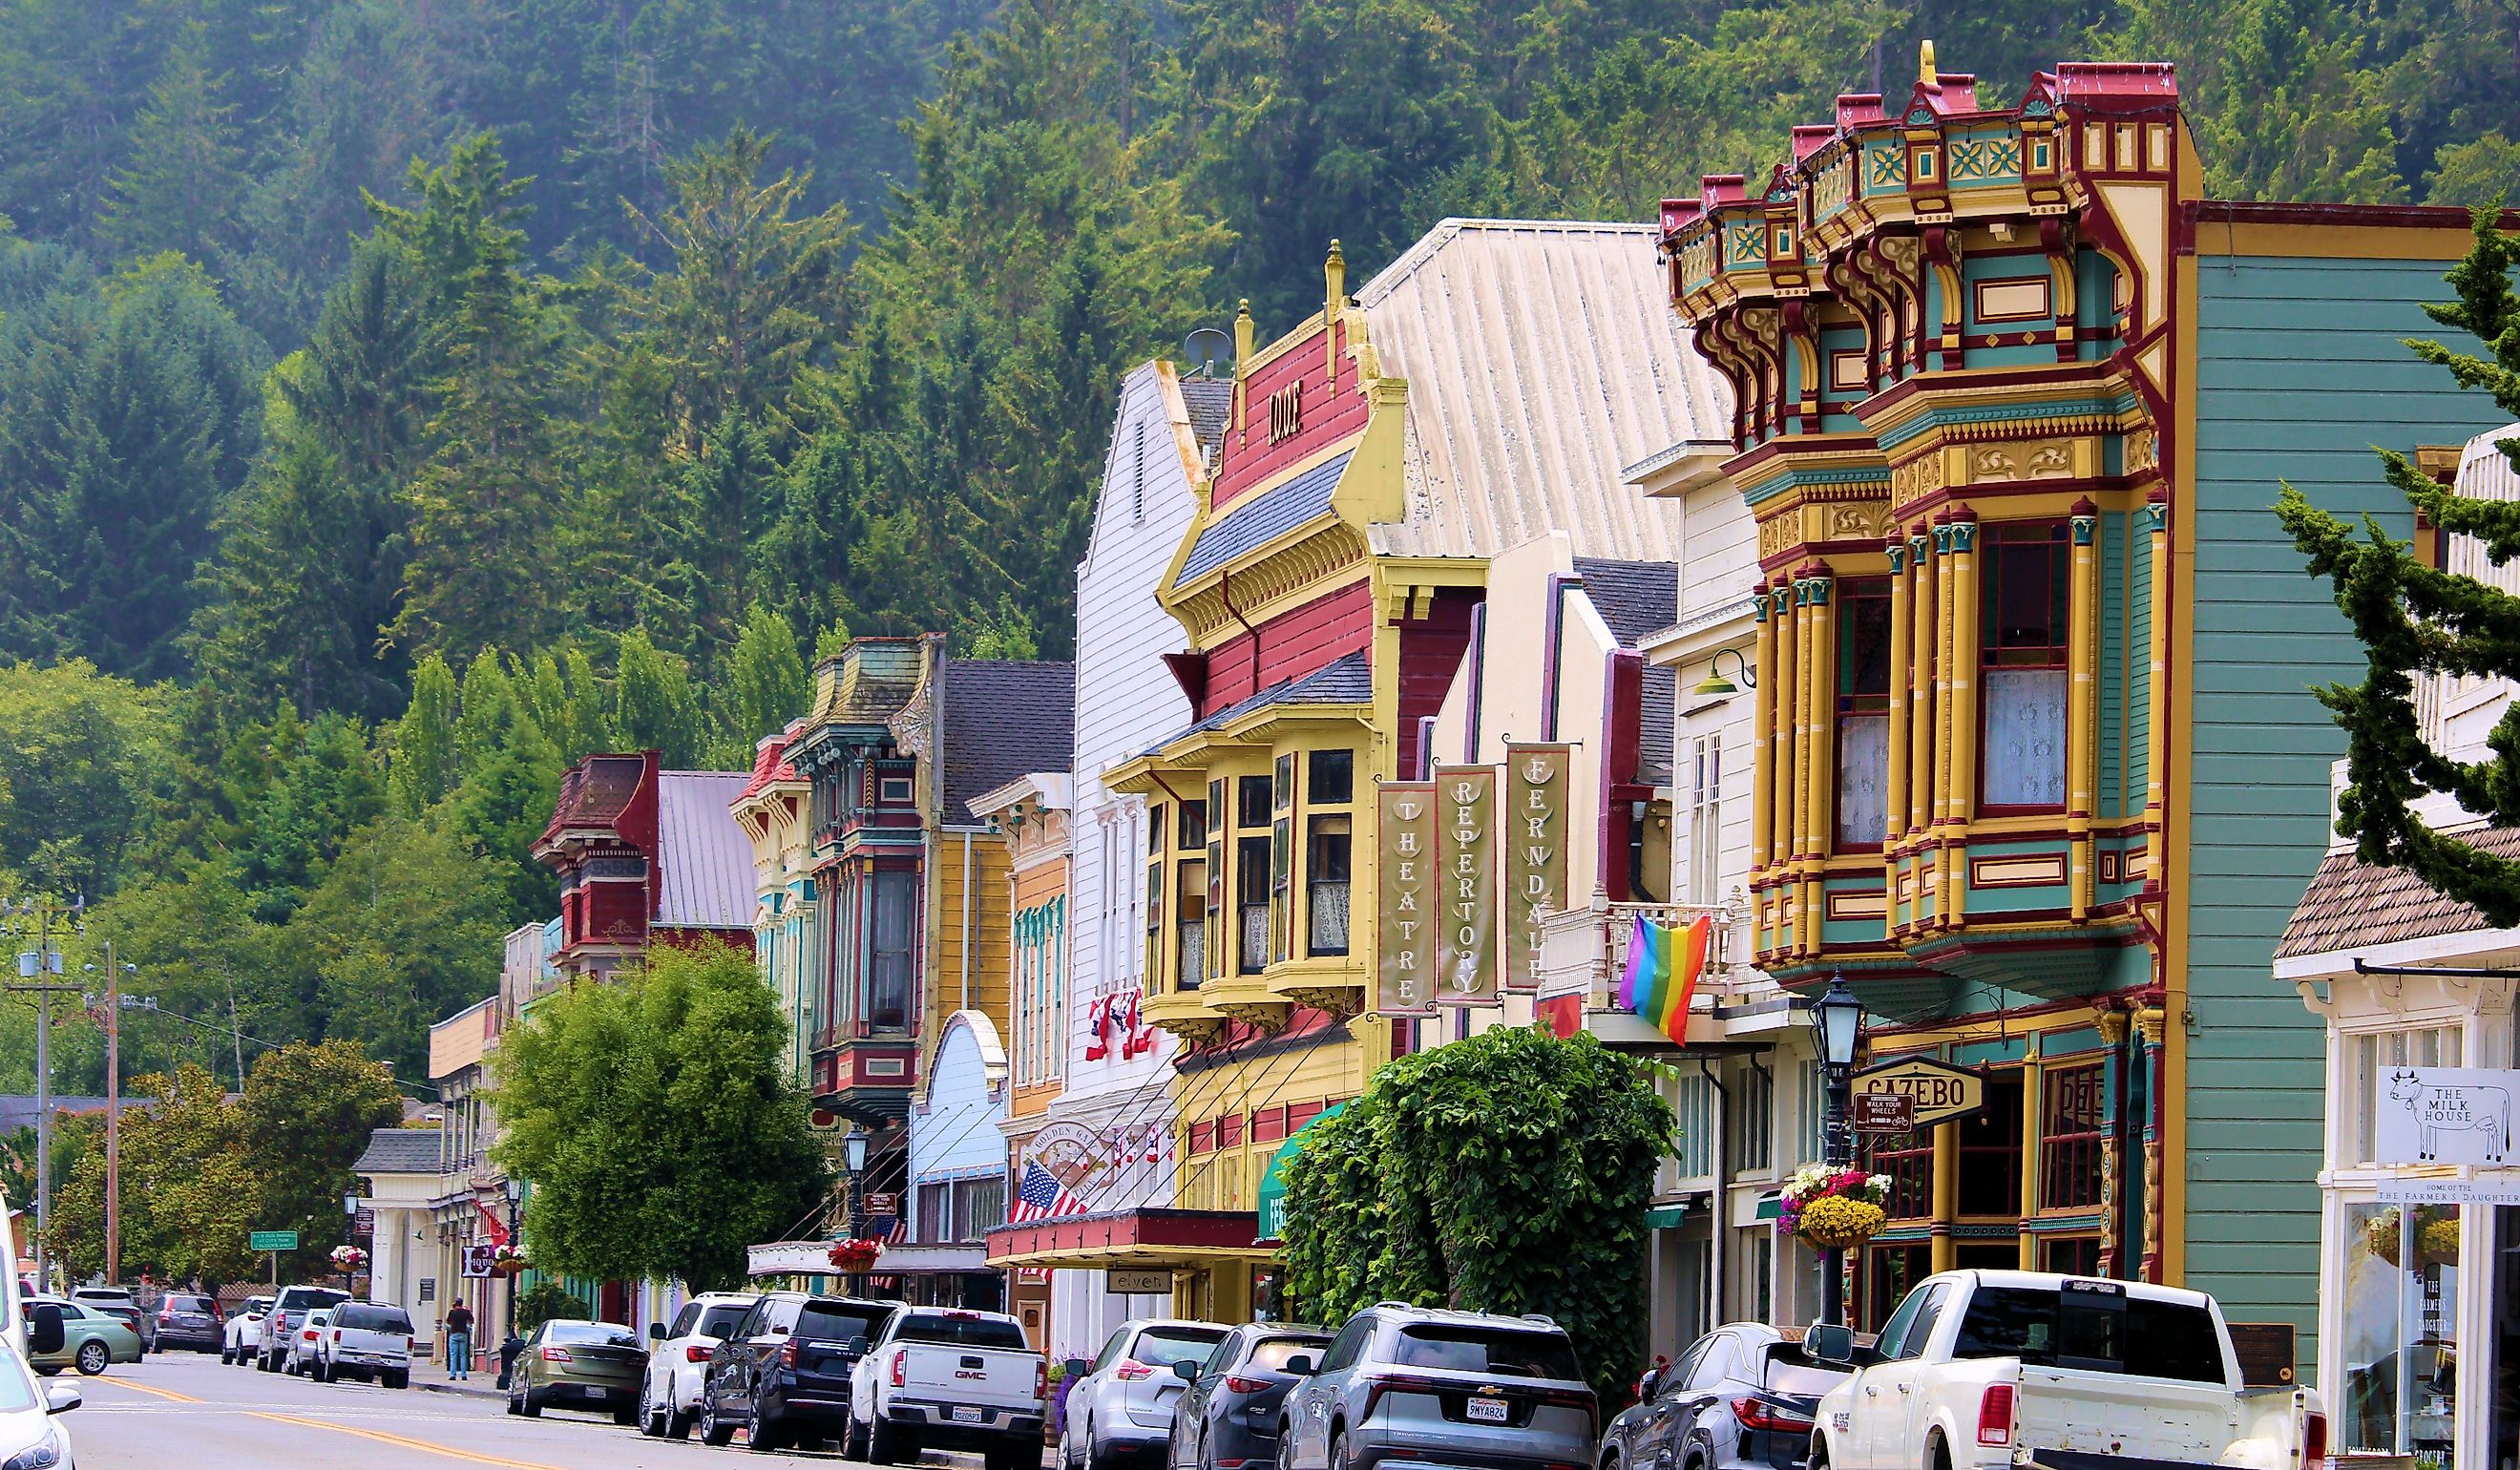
[1211,321,1368,511]
[1397,589,1481,778]
[2184,252,2510,1370]
[1196,579,1376,718]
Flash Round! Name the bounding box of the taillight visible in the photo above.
[1036,1360,1049,1400]
[890,1352,906,1388]
[302,1330,317,1341]
[1224,1375,1270,1394]
[686,1344,714,1363]
[781,1340,801,1369]
[1732,1396,1816,1434]
[1977,1384,2015,1447]
[331,1329,343,1341]
[2303,1411,2328,1467]
[543,1346,574,1362]
[407,1337,416,1354]
[1114,1358,1155,1381]
[160,1308,175,1322]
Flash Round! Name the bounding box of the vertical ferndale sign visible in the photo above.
[1434,766,1499,1004]
[1504,744,1571,992]
[1377,782,1436,1014]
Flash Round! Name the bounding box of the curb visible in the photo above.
[417,1378,507,1401]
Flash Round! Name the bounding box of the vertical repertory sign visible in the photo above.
[1376,783,1437,1014]
[1435,766,1499,1004]
[1504,744,1571,992]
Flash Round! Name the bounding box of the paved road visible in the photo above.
[57,1348,986,1470]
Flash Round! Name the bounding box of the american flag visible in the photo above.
[1009,1161,1088,1222]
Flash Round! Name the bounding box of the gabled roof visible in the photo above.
[2277,828,2520,960]
[1354,220,1723,562]
[1143,651,1372,754]
[352,1126,444,1179]
[657,770,755,929]
[1573,558,1679,647]
[941,661,1077,824]
[1181,377,1232,453]
[734,723,805,805]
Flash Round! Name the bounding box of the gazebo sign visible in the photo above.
[1852,1056,1985,1128]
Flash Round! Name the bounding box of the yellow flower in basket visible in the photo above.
[1797,1194,1889,1250]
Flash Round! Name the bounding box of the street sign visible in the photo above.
[863,1192,898,1218]
[1108,1270,1175,1295]
[1852,1056,1985,1128]
[463,1244,496,1278]
[248,1230,298,1252]
[2372,1066,2520,1167]
[1851,1092,1916,1133]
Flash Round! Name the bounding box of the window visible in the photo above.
[1686,734,1722,906]
[798,1303,891,1343]
[1873,1128,1934,1219]
[1238,776,1271,829]
[916,1181,950,1242]
[1236,834,1270,975]
[1306,816,1352,955]
[1180,795,1208,850]
[698,1303,751,1339]
[2345,1024,2464,1166]
[1957,1070,2026,1216]
[1309,749,1354,806]
[2043,1235,2101,1276]
[1889,1283,1949,1360]
[1836,578,1892,847]
[953,1175,1006,1239]
[1272,754,1295,965]
[1176,860,1208,989]
[1135,1325,1229,1367]
[1981,523,2069,809]
[1392,1326,1582,1380]
[2040,1061,2107,1210]
[1317,1317,1371,1374]
[1953,1285,2225,1385]
[1866,1245,1933,1334]
[1730,1062,1774,1173]
[870,869,916,1030]
[1145,805,1166,989]
[896,1313,1029,1348]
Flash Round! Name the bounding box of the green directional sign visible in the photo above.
[248,1230,299,1252]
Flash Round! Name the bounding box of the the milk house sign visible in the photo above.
[2376,1066,2520,1166]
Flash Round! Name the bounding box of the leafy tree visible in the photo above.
[237,1039,405,1279]
[615,627,707,766]
[514,1279,591,1333]
[2277,213,2520,921]
[388,653,462,817]
[289,817,508,1070]
[51,1063,262,1284]
[2428,134,2520,206]
[85,860,268,1086]
[1280,1026,1674,1405]
[232,707,388,920]
[0,660,172,898]
[724,604,809,755]
[494,941,828,1292]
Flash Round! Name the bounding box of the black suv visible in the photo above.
[698,1291,899,1452]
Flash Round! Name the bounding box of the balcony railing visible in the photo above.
[1532,893,1760,1016]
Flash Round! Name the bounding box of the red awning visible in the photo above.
[983,1208,1269,1270]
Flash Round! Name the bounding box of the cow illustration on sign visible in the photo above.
[2388,1069,2511,1162]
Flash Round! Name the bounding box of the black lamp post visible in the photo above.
[1808,976,1865,1327]
[844,1131,871,1288]
[503,1176,523,1335]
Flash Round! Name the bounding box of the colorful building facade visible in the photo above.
[1656,46,2513,1356]
[973,771,1074,1343]
[534,750,754,980]
[730,721,817,1085]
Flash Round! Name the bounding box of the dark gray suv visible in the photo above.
[1278,1305,1598,1470]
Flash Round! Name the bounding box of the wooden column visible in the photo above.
[1751,586,1776,876]
[1930,514,1958,925]
[1804,566,1837,956]
[1794,569,1822,955]
[2068,500,2100,919]
[1906,524,1937,927]
[1942,510,1980,927]
[1883,536,1913,940]
[1771,579,1799,950]
[1931,1121,1961,1273]
[2143,491,2170,887]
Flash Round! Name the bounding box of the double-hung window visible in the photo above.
[1981,523,2070,810]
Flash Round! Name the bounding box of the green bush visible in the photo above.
[1280,1025,1675,1405]
[514,1279,591,1334]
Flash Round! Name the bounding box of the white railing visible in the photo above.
[1532,892,1763,1013]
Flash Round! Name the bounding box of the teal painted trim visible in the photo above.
[1872,1224,1933,1244]
[2099,511,2127,816]
[1965,880,2069,914]
[2039,1025,2108,1059]
[1739,464,1894,507]
[1875,393,2140,452]
[2021,1212,2104,1234]
[1954,1037,2030,1065]
[2127,523,2152,818]
[1862,143,1905,197]
[1947,133,2024,186]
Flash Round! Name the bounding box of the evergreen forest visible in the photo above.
[0,0,2514,1082]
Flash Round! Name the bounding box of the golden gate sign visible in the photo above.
[1852,1056,1987,1128]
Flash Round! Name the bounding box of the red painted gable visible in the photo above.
[1210,321,1368,512]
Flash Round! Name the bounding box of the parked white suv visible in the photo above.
[1061,1318,1228,1470]
[220,1297,272,1366]
[315,1301,415,1388]
[636,1291,755,1438]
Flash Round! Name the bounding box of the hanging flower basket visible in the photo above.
[490,1244,530,1277]
[828,1238,884,1272]
[1778,1166,1894,1250]
[329,1245,369,1272]
[2363,1206,2460,1268]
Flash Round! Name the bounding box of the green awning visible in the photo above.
[1254,1102,1349,1242]
[1754,1190,1782,1222]
[1643,1205,1688,1230]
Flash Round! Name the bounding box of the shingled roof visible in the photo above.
[2276,827,2520,960]
[1574,558,1678,647]
[1143,651,1373,754]
[941,661,1076,823]
[352,1126,444,1178]
[1181,376,1232,453]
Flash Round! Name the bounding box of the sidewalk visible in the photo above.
[413,1357,505,1401]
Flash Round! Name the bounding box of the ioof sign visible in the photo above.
[2374,1066,2520,1166]
[1851,1092,1915,1133]
[1851,1057,1985,1128]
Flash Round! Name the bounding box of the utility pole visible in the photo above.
[7,896,83,1293]
[105,939,119,1284]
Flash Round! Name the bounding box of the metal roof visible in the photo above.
[657,770,756,929]
[1354,220,1726,562]
[1180,451,1350,581]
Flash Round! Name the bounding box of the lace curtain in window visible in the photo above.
[1983,668,2068,808]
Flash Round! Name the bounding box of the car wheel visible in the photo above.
[639,1381,662,1438]
[868,1413,906,1465]
[311,1357,330,1383]
[507,1389,523,1417]
[845,1409,872,1460]
[386,1370,409,1390]
[1330,1431,1354,1470]
[75,1341,110,1376]
[520,1388,544,1418]
[220,1345,233,1365]
[664,1399,694,1440]
[746,1396,782,1454]
[700,1393,737,1447]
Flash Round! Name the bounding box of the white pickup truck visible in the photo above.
[847,1306,1046,1470]
[1805,1270,2323,1470]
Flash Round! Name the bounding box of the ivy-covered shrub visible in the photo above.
[1279,1024,1675,1404]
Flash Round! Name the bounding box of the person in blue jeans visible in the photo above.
[445,1301,475,1379]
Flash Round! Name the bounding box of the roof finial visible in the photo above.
[1919,38,1937,88]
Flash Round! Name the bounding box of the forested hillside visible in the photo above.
[0,0,2512,1082]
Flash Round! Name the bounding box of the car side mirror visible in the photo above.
[647,1322,665,1341]
[1063,1357,1090,1378]
[1283,1354,1316,1376]
[1804,1323,1855,1366]
[1171,1359,1199,1381]
[847,1336,872,1355]
[44,1383,80,1416]
[30,1303,64,1356]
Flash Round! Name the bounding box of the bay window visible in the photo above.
[869,868,915,1031]
[1837,578,1892,848]
[1307,749,1354,956]
[1982,522,2069,810]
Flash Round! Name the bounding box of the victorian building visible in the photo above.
[534,750,755,980]
[1655,44,2513,1359]
[731,721,817,1085]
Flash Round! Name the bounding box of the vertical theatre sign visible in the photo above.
[1504,745,1570,991]
[1436,766,1499,1004]
[1377,783,1436,1013]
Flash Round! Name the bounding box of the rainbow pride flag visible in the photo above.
[1619,913,1712,1046]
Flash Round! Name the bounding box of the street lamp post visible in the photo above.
[503,1177,523,1342]
[843,1132,871,1292]
[1808,976,1865,1328]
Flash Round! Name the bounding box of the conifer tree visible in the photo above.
[2278,214,2520,919]
[724,604,808,753]
[100,24,252,272]
[615,627,707,766]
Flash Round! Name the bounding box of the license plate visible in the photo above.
[585,1387,607,1400]
[1465,1399,1509,1423]
[953,1406,984,1423]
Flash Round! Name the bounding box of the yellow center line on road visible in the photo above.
[86,1376,572,1470]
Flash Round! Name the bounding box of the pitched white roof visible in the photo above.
[657,769,756,929]
[1354,219,1729,561]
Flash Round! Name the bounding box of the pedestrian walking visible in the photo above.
[444,1300,475,1380]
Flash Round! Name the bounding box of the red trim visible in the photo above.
[982,1208,1263,1263]
[2183,200,2520,234]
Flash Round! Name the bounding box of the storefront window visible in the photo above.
[2040,1061,2107,1210]
[2339,1200,2461,1464]
[1866,1243,1932,1333]
[2345,1026,2465,1166]
[1873,1128,1933,1220]
[1956,1071,2026,1217]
